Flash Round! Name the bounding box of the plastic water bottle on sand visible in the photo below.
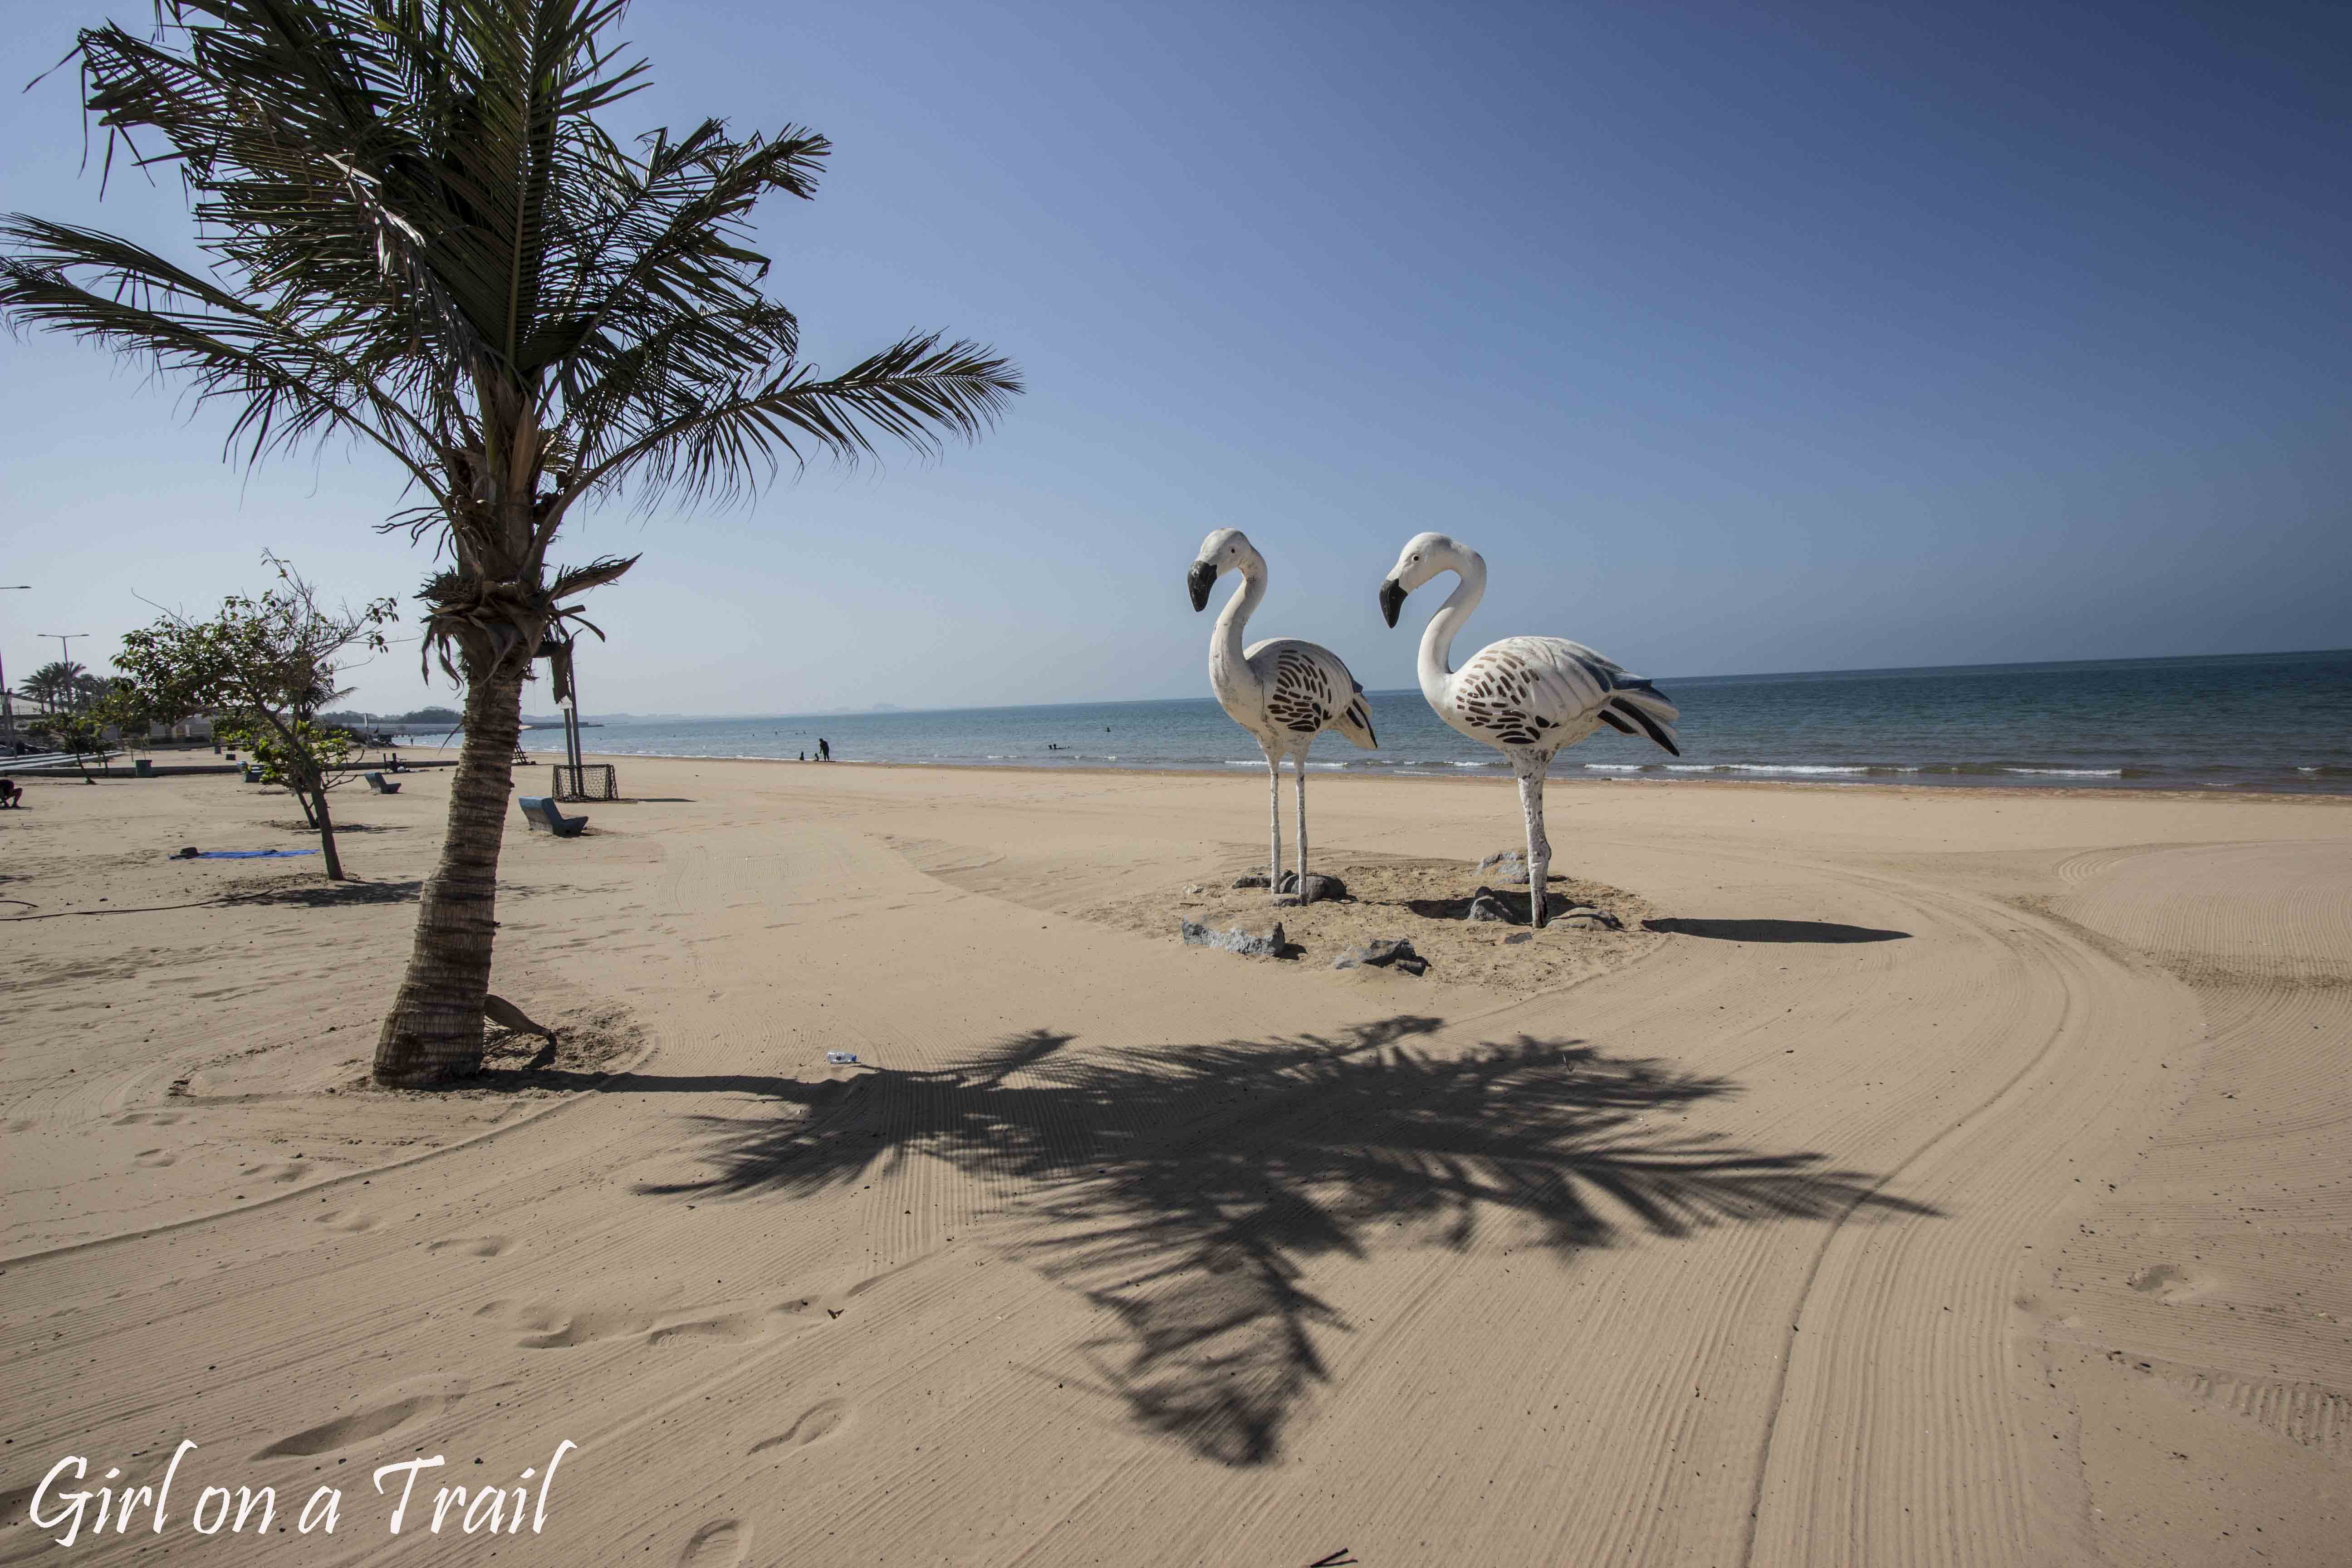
[825,1050,859,1065]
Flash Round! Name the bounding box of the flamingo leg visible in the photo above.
[1294,750,1309,897]
[1265,744,1283,899]
[1518,755,1554,927]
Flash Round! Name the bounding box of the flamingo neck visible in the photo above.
[1419,552,1484,709]
[1212,559,1266,699]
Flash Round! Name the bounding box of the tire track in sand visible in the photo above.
[1736,861,2202,1568]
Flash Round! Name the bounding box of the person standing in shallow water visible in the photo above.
[818,737,831,761]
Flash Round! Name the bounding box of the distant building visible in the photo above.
[147,714,216,741]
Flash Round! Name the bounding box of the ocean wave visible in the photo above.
[1656,763,1879,777]
[2001,767,2122,777]
[1583,764,1645,772]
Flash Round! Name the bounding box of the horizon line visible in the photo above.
[383,643,2348,726]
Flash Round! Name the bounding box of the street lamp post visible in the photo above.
[39,632,89,682]
[36,633,90,735]
[0,588,30,750]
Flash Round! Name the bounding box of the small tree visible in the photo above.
[219,713,358,824]
[113,556,396,878]
[35,708,117,779]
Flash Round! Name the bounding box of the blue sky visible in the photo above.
[3,0,2346,715]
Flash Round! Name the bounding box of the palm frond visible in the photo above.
[547,553,637,600]
[0,217,447,497]
[576,333,1023,505]
[542,122,824,386]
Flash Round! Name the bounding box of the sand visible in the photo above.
[2,757,2346,1565]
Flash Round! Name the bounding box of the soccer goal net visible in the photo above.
[550,764,618,802]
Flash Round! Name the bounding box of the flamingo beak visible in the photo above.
[1187,560,1217,612]
[1378,578,1406,628]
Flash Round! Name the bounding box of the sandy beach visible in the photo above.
[3,758,2347,1566]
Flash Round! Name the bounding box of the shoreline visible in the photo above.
[468,744,2352,805]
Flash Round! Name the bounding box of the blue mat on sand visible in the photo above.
[192,849,319,859]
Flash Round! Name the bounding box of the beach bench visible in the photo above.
[364,771,402,794]
[518,796,587,837]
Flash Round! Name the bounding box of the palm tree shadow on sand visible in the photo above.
[641,1015,1937,1466]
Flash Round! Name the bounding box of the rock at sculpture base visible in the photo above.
[1475,849,1531,885]
[1465,885,1513,923]
[1332,938,1427,977]
[1274,870,1348,903]
[1558,905,1622,931]
[1232,873,1272,889]
[1181,918,1290,957]
[1503,932,1534,945]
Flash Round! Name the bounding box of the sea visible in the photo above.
[407,650,2352,794]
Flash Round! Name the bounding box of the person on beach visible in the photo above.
[818,738,831,761]
[0,776,20,808]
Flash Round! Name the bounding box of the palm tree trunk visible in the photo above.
[372,664,524,1085]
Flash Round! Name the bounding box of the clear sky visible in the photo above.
[3,0,2347,716]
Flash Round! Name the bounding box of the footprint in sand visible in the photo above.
[663,1298,830,1348]
[252,1385,463,1459]
[133,1148,178,1168]
[512,1303,657,1350]
[2128,1263,2209,1304]
[750,1399,849,1454]
[647,1312,765,1348]
[240,1160,307,1185]
[677,1519,748,1568]
[429,1235,512,1259]
[314,1209,378,1234]
[843,1260,921,1300]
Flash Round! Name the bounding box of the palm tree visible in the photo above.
[22,660,88,714]
[1,0,1020,1084]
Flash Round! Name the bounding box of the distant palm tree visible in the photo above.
[3,0,1020,1084]
[22,660,87,713]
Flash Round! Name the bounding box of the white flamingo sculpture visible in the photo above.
[1379,533,1680,928]
[1189,529,1377,901]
